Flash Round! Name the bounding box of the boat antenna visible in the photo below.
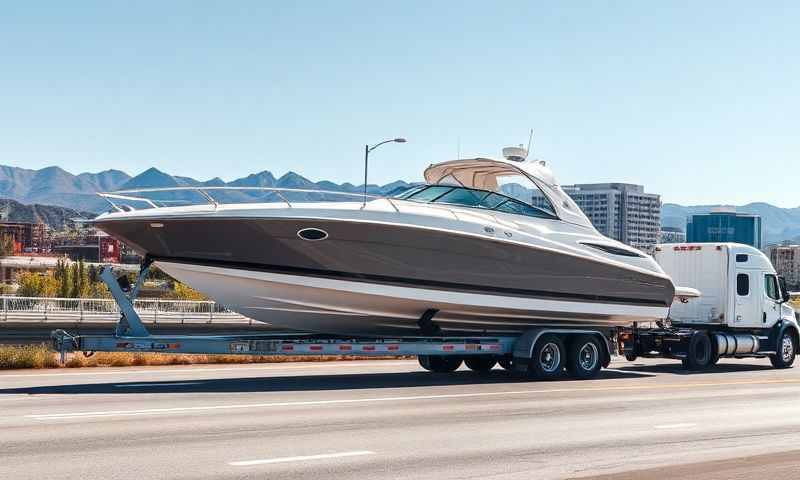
[525,128,534,160]
[457,136,461,159]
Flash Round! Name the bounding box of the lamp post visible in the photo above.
[363,137,406,205]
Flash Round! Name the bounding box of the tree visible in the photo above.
[0,235,15,257]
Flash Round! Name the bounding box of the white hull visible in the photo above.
[157,261,670,336]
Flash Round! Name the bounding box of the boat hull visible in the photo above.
[96,213,675,336]
[156,260,670,336]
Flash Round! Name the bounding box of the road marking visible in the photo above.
[604,369,657,377]
[654,422,697,430]
[0,361,416,378]
[25,378,800,421]
[113,382,202,388]
[229,450,375,466]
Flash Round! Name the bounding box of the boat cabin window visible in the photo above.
[396,185,558,220]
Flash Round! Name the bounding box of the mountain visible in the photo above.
[0,198,92,229]
[4,163,798,244]
[0,165,131,212]
[662,203,800,244]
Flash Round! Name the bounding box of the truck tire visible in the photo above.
[567,334,603,380]
[770,331,796,369]
[418,355,462,373]
[529,334,566,380]
[682,332,713,371]
[464,355,497,372]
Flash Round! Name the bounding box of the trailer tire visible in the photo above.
[464,355,497,372]
[418,355,462,373]
[567,334,603,380]
[529,334,566,380]
[683,332,713,370]
[769,331,796,369]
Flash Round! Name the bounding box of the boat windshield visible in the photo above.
[394,185,558,220]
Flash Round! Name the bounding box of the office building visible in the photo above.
[686,210,762,249]
[659,226,686,244]
[560,183,661,251]
[767,244,800,290]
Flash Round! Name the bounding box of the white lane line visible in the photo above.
[0,361,416,378]
[113,382,202,388]
[654,422,697,430]
[603,369,657,377]
[229,450,375,466]
[25,378,800,421]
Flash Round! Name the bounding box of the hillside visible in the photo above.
[0,198,92,229]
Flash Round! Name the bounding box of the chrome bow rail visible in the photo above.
[97,186,400,212]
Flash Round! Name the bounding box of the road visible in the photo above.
[1,357,800,479]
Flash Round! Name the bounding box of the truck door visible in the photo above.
[734,270,760,327]
[762,273,782,328]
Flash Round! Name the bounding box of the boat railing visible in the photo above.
[97,186,402,213]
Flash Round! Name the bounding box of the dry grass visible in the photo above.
[0,344,408,370]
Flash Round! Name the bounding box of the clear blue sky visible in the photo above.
[2,1,798,206]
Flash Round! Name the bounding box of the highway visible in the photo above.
[1,357,800,479]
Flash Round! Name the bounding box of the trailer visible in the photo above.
[50,243,800,380]
[51,263,618,380]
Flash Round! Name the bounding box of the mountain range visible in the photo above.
[0,164,798,243]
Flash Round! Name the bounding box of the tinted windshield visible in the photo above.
[395,185,558,220]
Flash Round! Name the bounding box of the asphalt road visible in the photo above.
[1,357,800,479]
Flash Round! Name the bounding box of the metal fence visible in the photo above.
[0,296,252,325]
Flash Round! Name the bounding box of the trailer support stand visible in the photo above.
[101,258,152,338]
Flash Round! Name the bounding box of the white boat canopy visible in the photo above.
[424,157,593,228]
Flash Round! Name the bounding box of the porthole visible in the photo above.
[297,228,328,241]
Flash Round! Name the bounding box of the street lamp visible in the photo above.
[363,137,407,205]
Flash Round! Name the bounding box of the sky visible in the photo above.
[1,1,798,206]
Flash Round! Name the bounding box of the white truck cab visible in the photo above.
[654,243,796,329]
[619,243,800,370]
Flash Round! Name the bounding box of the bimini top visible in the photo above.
[424,157,593,228]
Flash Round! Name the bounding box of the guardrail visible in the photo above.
[0,296,252,325]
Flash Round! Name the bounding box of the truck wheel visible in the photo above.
[770,332,796,369]
[683,332,713,370]
[418,355,463,373]
[497,356,514,370]
[464,355,497,372]
[529,334,566,380]
[567,334,603,380]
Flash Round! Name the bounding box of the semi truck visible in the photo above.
[51,243,798,380]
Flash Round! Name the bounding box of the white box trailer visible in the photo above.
[619,243,800,369]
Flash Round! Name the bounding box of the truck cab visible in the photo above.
[654,243,795,329]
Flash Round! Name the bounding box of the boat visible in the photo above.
[92,147,675,336]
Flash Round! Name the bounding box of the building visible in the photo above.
[659,226,686,244]
[767,244,800,290]
[51,229,121,263]
[686,210,762,249]
[0,222,47,254]
[560,183,662,252]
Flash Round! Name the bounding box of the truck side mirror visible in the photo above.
[779,276,791,303]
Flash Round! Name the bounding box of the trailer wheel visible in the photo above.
[498,356,514,370]
[418,355,463,373]
[682,332,713,370]
[769,331,796,369]
[567,335,603,380]
[529,334,566,380]
[464,355,497,372]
